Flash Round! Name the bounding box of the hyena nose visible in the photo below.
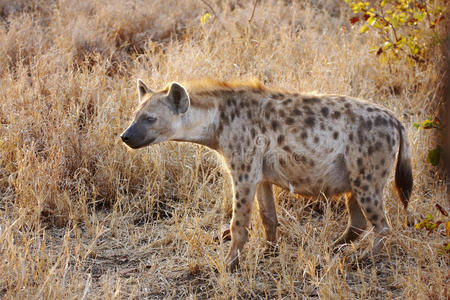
[120,133,130,142]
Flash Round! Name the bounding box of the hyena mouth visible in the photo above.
[124,137,157,149]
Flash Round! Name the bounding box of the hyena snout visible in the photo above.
[120,123,155,149]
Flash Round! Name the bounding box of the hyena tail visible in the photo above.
[395,123,413,209]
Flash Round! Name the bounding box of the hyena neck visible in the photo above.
[172,100,220,149]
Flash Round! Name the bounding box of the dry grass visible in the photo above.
[0,0,448,299]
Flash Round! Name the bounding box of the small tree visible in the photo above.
[345,0,445,65]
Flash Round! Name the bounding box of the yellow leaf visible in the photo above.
[360,25,369,33]
[200,12,212,25]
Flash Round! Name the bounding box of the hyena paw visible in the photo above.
[263,241,279,258]
[225,254,240,272]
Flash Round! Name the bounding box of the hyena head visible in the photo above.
[121,79,190,149]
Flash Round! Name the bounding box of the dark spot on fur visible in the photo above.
[251,128,256,138]
[321,107,329,117]
[235,108,241,118]
[354,178,361,187]
[304,97,320,104]
[331,111,341,119]
[305,117,316,127]
[375,115,388,126]
[386,134,391,146]
[286,117,295,125]
[362,185,369,191]
[220,111,229,124]
[367,107,373,112]
[236,202,241,208]
[358,130,365,145]
[279,110,286,118]
[292,108,302,116]
[361,197,370,203]
[247,110,253,119]
[301,132,308,139]
[277,135,285,144]
[357,158,363,167]
[236,220,240,226]
[371,215,378,222]
[333,131,339,139]
[271,120,279,130]
[279,158,286,166]
[366,207,372,214]
[374,141,383,152]
[272,93,284,100]
[314,136,319,143]
[283,145,291,152]
[349,133,354,142]
[389,118,396,127]
[261,125,267,134]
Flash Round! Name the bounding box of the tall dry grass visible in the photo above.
[0,0,448,298]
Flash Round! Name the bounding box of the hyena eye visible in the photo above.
[146,116,157,123]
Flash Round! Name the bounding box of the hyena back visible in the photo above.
[121,79,413,270]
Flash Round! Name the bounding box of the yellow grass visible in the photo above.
[0,0,448,298]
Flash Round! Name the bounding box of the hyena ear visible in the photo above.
[137,79,152,100]
[167,82,190,114]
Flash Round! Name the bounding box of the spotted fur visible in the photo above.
[121,79,413,270]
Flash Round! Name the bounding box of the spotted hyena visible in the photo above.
[121,79,413,270]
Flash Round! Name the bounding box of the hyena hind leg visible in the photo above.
[332,194,367,249]
[256,182,278,244]
[256,182,279,256]
[353,189,391,258]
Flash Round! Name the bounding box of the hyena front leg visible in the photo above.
[256,182,278,252]
[225,179,258,271]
